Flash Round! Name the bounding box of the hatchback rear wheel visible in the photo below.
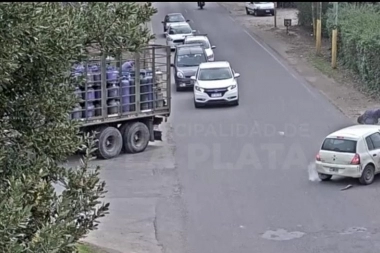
[318,173,332,181]
[359,165,375,185]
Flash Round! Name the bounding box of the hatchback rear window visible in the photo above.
[321,138,357,153]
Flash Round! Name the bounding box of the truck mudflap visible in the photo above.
[154,130,162,141]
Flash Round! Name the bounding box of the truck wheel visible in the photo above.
[123,122,150,153]
[359,165,375,185]
[96,126,123,159]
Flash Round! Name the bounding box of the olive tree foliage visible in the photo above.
[0,2,156,253]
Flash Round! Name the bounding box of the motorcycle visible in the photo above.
[197,2,205,9]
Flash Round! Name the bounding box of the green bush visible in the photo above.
[0,2,155,253]
[326,3,380,93]
[296,2,330,37]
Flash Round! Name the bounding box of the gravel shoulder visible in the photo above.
[219,2,380,121]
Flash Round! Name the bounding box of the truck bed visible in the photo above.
[70,44,171,128]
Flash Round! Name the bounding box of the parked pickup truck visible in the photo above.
[245,2,275,16]
[70,44,171,159]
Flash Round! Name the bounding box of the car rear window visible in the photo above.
[321,138,357,153]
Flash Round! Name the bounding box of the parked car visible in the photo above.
[161,13,189,32]
[183,34,216,61]
[171,44,208,91]
[245,2,275,16]
[315,125,380,185]
[165,23,196,51]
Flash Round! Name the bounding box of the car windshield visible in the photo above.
[186,40,210,49]
[176,54,206,67]
[198,67,233,81]
[169,25,192,34]
[321,138,357,153]
[168,15,185,22]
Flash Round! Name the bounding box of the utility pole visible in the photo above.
[316,2,322,54]
[274,2,277,28]
[331,2,338,69]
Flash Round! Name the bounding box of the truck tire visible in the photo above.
[122,122,150,154]
[96,126,123,159]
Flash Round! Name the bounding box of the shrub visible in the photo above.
[0,2,155,252]
[295,2,330,37]
[326,3,380,93]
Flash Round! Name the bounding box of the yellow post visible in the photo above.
[315,2,322,54]
[331,2,338,69]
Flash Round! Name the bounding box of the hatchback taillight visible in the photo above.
[316,153,321,161]
[350,153,360,165]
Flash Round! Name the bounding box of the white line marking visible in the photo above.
[243,29,316,98]
[229,16,235,22]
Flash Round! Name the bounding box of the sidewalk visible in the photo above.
[219,2,380,121]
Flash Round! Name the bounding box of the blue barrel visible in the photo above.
[84,86,95,101]
[94,86,101,100]
[83,102,95,118]
[129,78,136,112]
[95,102,102,116]
[121,79,130,112]
[107,99,119,115]
[140,77,153,110]
[71,104,82,119]
[107,83,119,99]
[106,70,119,84]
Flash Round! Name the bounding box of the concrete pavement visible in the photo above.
[68,2,380,253]
[152,2,380,253]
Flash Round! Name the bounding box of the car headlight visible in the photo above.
[208,54,214,60]
[177,71,184,78]
[194,85,204,92]
[227,84,237,91]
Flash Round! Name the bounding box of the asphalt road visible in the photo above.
[152,2,380,253]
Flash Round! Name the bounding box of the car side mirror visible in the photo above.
[211,45,216,49]
[186,19,190,22]
[170,63,174,67]
[192,30,197,33]
[190,76,196,80]
[234,73,240,78]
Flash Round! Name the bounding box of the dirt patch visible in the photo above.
[219,2,380,121]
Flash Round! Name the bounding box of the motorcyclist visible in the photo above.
[357,108,380,124]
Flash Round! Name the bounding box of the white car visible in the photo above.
[315,124,380,185]
[184,34,216,61]
[165,23,196,50]
[245,2,275,16]
[191,61,240,108]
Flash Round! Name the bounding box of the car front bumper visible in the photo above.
[194,88,238,104]
[175,77,193,88]
[315,161,362,178]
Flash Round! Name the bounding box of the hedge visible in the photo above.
[295,2,330,37]
[326,3,380,93]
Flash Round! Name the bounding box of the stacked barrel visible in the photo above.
[70,61,155,120]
